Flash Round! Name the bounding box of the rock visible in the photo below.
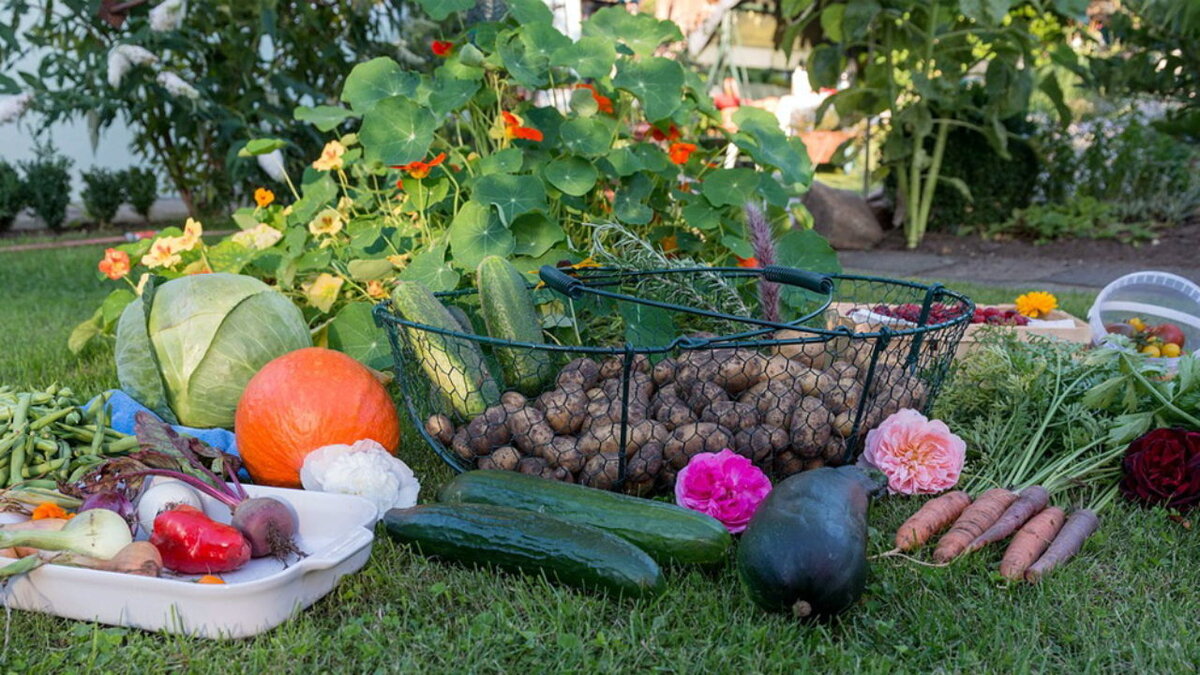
[801,181,885,250]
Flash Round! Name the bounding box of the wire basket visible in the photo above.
[374,265,973,495]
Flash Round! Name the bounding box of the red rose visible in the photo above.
[1120,427,1200,511]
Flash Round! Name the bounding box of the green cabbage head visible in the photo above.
[115,273,311,428]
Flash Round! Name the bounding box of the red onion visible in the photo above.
[79,491,136,531]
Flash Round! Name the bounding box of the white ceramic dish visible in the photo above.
[0,484,376,639]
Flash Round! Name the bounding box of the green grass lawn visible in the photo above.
[1,245,1197,672]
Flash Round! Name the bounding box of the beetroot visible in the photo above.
[230,497,301,559]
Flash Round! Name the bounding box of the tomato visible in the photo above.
[1150,323,1186,348]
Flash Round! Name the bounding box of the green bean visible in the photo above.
[29,406,77,430]
[22,458,66,478]
[67,463,92,483]
[8,437,28,488]
[0,434,20,457]
[20,479,58,490]
[107,436,141,453]
[10,393,31,433]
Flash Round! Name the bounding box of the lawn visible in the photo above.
[1,245,1197,672]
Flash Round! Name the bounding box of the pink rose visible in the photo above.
[857,409,966,495]
[675,449,772,533]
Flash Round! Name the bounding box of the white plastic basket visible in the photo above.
[1088,271,1200,358]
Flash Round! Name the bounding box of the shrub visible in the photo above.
[80,167,126,226]
[0,160,22,233]
[927,126,1039,232]
[991,197,1156,244]
[18,147,72,231]
[124,167,157,222]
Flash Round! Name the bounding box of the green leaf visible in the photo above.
[1050,0,1089,20]
[348,258,394,281]
[702,168,761,208]
[507,0,554,24]
[294,105,356,132]
[807,45,844,90]
[775,227,841,315]
[613,57,685,122]
[472,174,547,225]
[1107,412,1153,446]
[722,235,754,259]
[450,202,515,269]
[291,172,339,223]
[231,209,258,231]
[614,173,654,225]
[551,36,616,80]
[732,107,813,187]
[682,201,722,231]
[559,117,613,157]
[297,248,333,272]
[543,157,598,196]
[1039,74,1071,127]
[479,148,524,174]
[327,302,393,370]
[405,177,450,212]
[619,300,676,348]
[401,245,460,292]
[414,0,472,20]
[569,87,600,117]
[512,213,566,257]
[69,311,103,354]
[961,0,1013,24]
[819,5,845,43]
[522,106,564,146]
[341,57,420,113]
[582,7,682,57]
[426,67,481,116]
[238,138,287,157]
[842,1,880,40]
[498,29,550,88]
[360,96,438,166]
[759,174,793,208]
[206,240,257,274]
[100,289,137,328]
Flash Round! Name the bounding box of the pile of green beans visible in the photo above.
[0,385,139,488]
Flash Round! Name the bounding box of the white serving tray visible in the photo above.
[0,484,376,639]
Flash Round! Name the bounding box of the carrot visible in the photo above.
[999,506,1065,580]
[965,485,1050,554]
[932,488,1018,563]
[894,491,972,552]
[1024,508,1099,583]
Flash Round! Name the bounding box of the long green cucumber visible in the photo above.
[390,281,500,418]
[476,256,556,395]
[438,470,731,565]
[384,503,665,598]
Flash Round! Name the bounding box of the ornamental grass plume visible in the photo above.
[744,201,780,322]
[857,409,966,495]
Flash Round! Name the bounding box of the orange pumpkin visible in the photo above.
[235,347,400,487]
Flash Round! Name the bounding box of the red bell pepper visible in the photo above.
[150,505,251,574]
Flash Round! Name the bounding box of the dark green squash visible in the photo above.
[736,465,882,618]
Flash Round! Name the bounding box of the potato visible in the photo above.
[685,381,729,415]
[513,420,554,454]
[578,423,621,457]
[823,436,847,463]
[450,428,473,462]
[711,349,766,393]
[478,446,521,471]
[600,371,654,403]
[597,354,650,380]
[517,456,549,476]
[465,408,512,455]
[625,441,664,496]
[660,469,678,489]
[829,360,860,381]
[424,414,455,446]
[745,379,801,429]
[832,410,855,438]
[580,451,621,490]
[803,458,827,471]
[700,400,761,432]
[584,396,648,428]
[501,391,528,410]
[772,331,842,369]
[539,435,587,474]
[536,387,588,434]
[822,379,864,415]
[651,358,678,386]
[578,420,665,457]
[733,424,789,464]
[762,354,808,382]
[790,396,833,458]
[556,357,600,390]
[663,422,734,470]
[654,398,696,430]
[773,450,805,475]
[549,466,575,483]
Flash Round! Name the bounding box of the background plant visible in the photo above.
[80,167,126,227]
[18,146,72,231]
[0,159,22,233]
[123,167,157,223]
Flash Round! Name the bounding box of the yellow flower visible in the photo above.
[134,273,151,295]
[1015,291,1058,319]
[303,273,344,313]
[141,237,183,269]
[176,218,203,251]
[231,223,283,250]
[308,208,344,238]
[254,187,275,208]
[387,253,412,269]
[312,140,346,171]
[337,196,354,215]
[366,280,389,300]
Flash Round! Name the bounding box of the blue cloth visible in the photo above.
[97,390,240,456]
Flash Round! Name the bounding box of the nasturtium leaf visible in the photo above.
[100,289,136,327]
[347,258,394,281]
[605,147,642,177]
[478,148,523,174]
[721,235,754,259]
[613,57,684,121]
[702,168,761,208]
[341,57,420,113]
[297,247,333,272]
[238,138,287,157]
[569,88,599,117]
[614,173,654,225]
[206,240,257,274]
[326,302,392,370]
[759,174,794,208]
[807,44,844,90]
[401,244,460,292]
[523,106,564,146]
[360,96,437,166]
[472,174,548,225]
[732,106,813,187]
[629,143,671,173]
[289,172,338,223]
[69,309,103,354]
[559,117,613,157]
[293,105,356,132]
[414,0,472,20]
[842,1,881,40]
[619,300,676,349]
[819,4,846,42]
[498,30,550,88]
[450,201,515,269]
[775,227,842,316]
[543,157,598,196]
[426,67,481,116]
[520,21,571,63]
[231,209,258,231]
[582,7,682,57]
[551,36,616,80]
[512,213,566,257]
[1050,0,1088,20]
[681,201,722,231]
[507,0,554,24]
[405,177,450,212]
[349,225,387,255]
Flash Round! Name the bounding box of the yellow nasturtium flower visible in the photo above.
[308,208,344,238]
[176,218,203,251]
[141,237,183,269]
[231,223,283,251]
[312,140,346,171]
[303,273,344,313]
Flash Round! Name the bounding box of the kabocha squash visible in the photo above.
[736,466,882,618]
[235,348,400,487]
[476,256,556,395]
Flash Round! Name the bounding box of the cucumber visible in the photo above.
[439,470,731,565]
[384,503,664,598]
[390,281,500,418]
[736,466,880,618]
[476,256,555,395]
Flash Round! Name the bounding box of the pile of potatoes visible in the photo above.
[425,331,928,494]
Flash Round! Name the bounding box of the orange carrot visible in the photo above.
[1024,509,1099,583]
[894,491,972,552]
[966,485,1050,554]
[999,506,1065,580]
[933,488,1018,563]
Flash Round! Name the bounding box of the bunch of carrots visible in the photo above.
[888,484,1117,581]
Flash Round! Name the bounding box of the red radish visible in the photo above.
[150,505,251,574]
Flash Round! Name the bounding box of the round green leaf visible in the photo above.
[360,96,437,166]
[347,258,394,281]
[613,57,685,122]
[582,7,682,57]
[414,0,473,21]
[401,245,460,292]
[341,57,420,113]
[450,202,516,269]
[498,30,550,88]
[702,168,761,208]
[327,302,392,370]
[551,36,616,80]
[559,117,613,157]
[238,138,287,157]
[293,105,356,132]
[512,213,566,258]
[732,106,813,187]
[471,174,547,225]
[543,157,598,196]
[507,0,554,23]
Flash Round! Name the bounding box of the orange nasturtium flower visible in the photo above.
[736,255,760,268]
[431,40,454,57]
[668,142,698,165]
[574,83,614,114]
[31,502,73,520]
[660,235,679,254]
[196,575,225,584]
[498,111,543,142]
[651,123,681,142]
[254,187,275,208]
[392,152,446,179]
[98,248,131,280]
[366,280,389,300]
